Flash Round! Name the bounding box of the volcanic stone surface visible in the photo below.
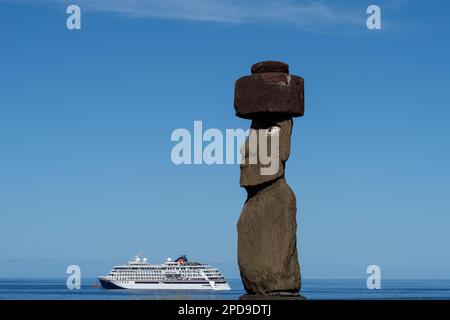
[235,61,304,296]
[239,118,292,187]
[237,116,301,295]
[234,61,304,119]
[251,61,289,74]
[238,178,301,294]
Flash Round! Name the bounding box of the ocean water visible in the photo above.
[1,278,450,300]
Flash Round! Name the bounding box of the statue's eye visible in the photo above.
[265,126,280,136]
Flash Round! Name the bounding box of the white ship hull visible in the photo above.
[99,254,230,291]
[99,277,231,291]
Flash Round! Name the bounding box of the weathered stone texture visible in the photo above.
[235,61,304,296]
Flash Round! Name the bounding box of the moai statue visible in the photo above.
[234,61,304,296]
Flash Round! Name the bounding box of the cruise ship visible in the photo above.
[98,254,231,290]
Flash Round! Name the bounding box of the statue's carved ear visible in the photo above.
[278,118,292,162]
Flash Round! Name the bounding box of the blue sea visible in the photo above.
[1,278,450,300]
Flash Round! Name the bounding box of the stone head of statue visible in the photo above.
[234,60,303,188]
[240,117,292,187]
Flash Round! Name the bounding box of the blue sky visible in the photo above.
[0,0,449,280]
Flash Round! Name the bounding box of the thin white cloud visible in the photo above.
[3,0,404,33]
[80,0,361,25]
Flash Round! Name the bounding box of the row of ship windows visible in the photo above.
[112,271,221,274]
[112,275,220,278]
[110,279,213,283]
[112,270,220,274]
[111,275,224,278]
[111,273,220,276]
[114,277,164,280]
[112,269,220,273]
[115,268,218,271]
[111,276,220,278]
[111,279,222,282]
[112,275,221,278]
[112,278,223,281]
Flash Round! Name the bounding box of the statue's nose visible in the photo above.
[240,139,258,158]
